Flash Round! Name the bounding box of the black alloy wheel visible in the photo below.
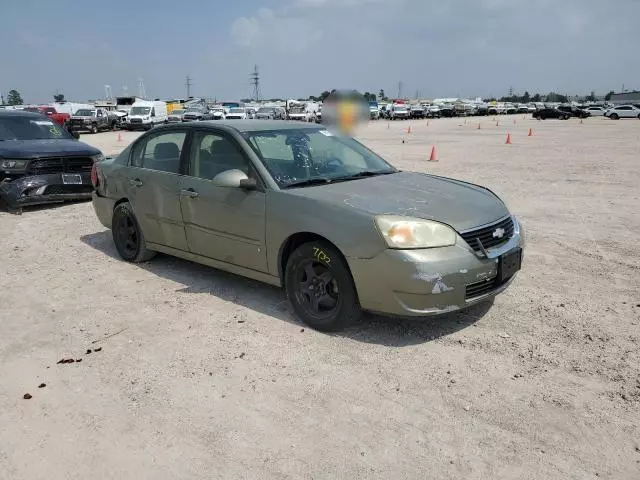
[112,202,155,263]
[285,242,361,331]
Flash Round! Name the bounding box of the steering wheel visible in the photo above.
[319,156,345,174]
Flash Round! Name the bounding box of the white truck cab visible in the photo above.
[126,100,168,131]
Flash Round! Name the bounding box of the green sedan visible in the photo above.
[91,120,524,331]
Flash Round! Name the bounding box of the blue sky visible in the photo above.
[2,0,639,103]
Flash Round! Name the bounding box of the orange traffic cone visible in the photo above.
[505,133,512,144]
[429,146,438,162]
[528,128,533,137]
[117,132,122,142]
[407,125,412,134]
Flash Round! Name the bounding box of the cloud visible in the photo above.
[230,8,323,53]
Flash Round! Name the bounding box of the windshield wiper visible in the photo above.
[330,170,397,182]
[283,177,332,188]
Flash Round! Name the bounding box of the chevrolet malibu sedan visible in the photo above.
[92,121,524,331]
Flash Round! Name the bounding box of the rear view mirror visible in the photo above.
[212,169,256,189]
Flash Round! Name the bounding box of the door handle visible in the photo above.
[129,178,143,187]
[180,188,199,198]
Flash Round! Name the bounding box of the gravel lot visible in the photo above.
[1,116,639,479]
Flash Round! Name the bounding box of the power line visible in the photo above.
[249,65,261,102]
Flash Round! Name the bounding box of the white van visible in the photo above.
[125,100,168,131]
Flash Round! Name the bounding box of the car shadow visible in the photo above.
[80,230,492,347]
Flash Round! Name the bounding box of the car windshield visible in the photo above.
[245,128,397,188]
[289,106,305,113]
[222,102,240,108]
[258,108,275,113]
[75,109,94,116]
[0,116,71,141]
[130,106,151,115]
[229,108,244,113]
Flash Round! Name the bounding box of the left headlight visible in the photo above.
[91,153,105,163]
[0,159,29,170]
[375,215,457,249]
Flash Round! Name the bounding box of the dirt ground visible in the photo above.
[1,116,639,479]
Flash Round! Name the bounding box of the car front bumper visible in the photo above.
[0,172,93,208]
[348,219,524,316]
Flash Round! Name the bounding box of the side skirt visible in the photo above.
[147,242,282,288]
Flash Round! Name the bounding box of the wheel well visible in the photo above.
[278,232,348,286]
[114,198,129,210]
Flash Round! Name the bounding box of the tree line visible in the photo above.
[1,89,67,106]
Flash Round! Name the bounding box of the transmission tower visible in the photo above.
[105,85,113,100]
[185,75,192,98]
[249,65,261,102]
[397,81,403,99]
[137,78,146,99]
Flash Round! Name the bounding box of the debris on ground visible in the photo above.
[23,393,32,399]
[86,349,92,354]
[38,383,46,388]
[56,358,75,364]
[498,332,510,339]
[93,347,102,352]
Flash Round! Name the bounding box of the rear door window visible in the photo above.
[130,131,186,174]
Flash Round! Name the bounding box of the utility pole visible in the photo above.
[249,65,261,102]
[138,78,146,99]
[397,81,403,99]
[185,75,192,98]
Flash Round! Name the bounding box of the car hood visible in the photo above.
[0,139,101,158]
[285,171,509,232]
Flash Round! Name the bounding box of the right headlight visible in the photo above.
[375,215,457,249]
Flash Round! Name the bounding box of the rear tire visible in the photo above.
[610,113,619,120]
[285,241,361,332]
[90,124,98,134]
[112,202,156,263]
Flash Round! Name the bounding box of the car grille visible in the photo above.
[465,277,498,300]
[28,157,94,175]
[459,216,514,253]
[43,185,92,195]
[130,118,142,124]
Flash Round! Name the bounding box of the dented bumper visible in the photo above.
[0,173,93,208]
[348,220,524,316]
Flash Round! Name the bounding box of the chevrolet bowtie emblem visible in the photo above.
[492,228,505,239]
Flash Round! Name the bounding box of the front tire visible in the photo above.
[90,124,98,134]
[285,241,361,331]
[610,113,619,120]
[112,202,156,263]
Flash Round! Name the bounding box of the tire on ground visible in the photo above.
[112,202,156,263]
[284,241,361,332]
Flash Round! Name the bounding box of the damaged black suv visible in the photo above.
[0,110,104,212]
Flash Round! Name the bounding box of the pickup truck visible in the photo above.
[24,106,71,129]
[68,108,118,134]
